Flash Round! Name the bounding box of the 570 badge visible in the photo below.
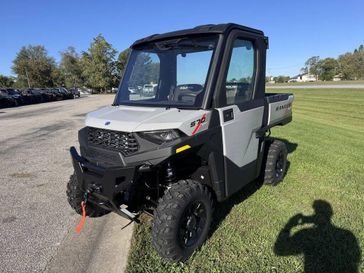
[190,113,207,136]
[190,115,206,127]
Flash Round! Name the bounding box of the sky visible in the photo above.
[1,0,363,77]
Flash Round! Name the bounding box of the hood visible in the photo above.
[85,105,204,133]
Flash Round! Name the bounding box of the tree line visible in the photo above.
[302,45,364,81]
[267,44,364,83]
[0,34,130,92]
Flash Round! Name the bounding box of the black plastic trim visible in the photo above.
[235,98,265,112]
[225,159,258,196]
[265,93,293,103]
[223,108,234,122]
[71,147,136,200]
[257,116,293,137]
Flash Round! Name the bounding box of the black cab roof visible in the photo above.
[132,23,265,47]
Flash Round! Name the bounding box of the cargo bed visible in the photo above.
[263,93,294,128]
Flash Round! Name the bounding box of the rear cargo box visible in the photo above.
[265,93,294,126]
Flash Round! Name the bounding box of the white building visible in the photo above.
[333,74,343,81]
[288,73,317,82]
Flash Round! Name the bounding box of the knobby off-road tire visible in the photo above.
[66,173,110,217]
[263,140,288,186]
[152,179,214,262]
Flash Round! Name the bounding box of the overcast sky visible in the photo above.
[1,0,363,77]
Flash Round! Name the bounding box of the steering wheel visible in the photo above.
[173,84,204,103]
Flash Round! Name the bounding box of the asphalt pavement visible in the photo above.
[0,96,133,273]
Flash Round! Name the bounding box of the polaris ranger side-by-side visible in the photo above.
[67,23,294,261]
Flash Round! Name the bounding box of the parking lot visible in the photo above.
[0,96,132,273]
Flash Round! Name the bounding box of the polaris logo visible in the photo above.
[104,121,111,126]
[276,103,291,111]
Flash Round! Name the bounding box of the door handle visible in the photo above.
[223,108,234,122]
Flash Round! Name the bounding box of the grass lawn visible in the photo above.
[126,88,364,273]
[266,80,364,86]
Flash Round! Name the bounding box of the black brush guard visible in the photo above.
[70,146,140,222]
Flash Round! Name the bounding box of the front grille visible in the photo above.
[87,127,139,156]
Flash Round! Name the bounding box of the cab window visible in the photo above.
[224,39,255,105]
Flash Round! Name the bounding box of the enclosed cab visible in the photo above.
[67,23,294,262]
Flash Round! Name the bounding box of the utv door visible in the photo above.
[215,31,266,196]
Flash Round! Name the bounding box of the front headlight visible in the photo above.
[138,129,182,144]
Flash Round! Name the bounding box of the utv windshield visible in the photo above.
[115,35,219,108]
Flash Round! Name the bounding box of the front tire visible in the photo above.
[66,173,110,217]
[152,179,213,262]
[263,140,288,185]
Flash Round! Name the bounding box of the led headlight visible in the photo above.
[138,129,182,144]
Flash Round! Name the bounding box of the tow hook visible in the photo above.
[88,183,102,194]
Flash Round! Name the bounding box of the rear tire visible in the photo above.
[263,140,288,186]
[66,173,110,217]
[152,179,213,262]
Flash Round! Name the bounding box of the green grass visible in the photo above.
[126,88,364,273]
[266,80,364,86]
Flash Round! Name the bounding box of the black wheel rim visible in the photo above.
[275,151,284,178]
[178,201,207,248]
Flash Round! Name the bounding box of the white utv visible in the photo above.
[67,23,294,262]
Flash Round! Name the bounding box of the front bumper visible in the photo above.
[70,146,138,219]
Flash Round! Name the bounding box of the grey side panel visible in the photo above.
[218,105,264,167]
[217,105,264,196]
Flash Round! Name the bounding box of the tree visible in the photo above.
[81,35,117,92]
[352,44,364,79]
[0,75,15,87]
[303,56,320,79]
[302,45,364,81]
[128,53,160,87]
[116,48,131,77]
[59,47,84,88]
[12,45,57,88]
[51,66,65,87]
[318,58,338,81]
[338,53,356,80]
[301,56,320,79]
[273,75,290,83]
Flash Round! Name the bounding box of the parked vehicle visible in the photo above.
[20,89,43,104]
[41,88,58,101]
[0,89,17,108]
[67,23,294,262]
[33,88,54,102]
[78,87,92,96]
[46,88,64,101]
[141,84,158,96]
[128,86,140,94]
[52,87,73,100]
[0,86,85,108]
[3,89,23,105]
[69,88,81,98]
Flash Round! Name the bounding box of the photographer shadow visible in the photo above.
[274,200,361,273]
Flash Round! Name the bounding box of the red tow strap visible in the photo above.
[75,201,87,234]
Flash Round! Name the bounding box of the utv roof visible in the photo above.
[132,23,265,47]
